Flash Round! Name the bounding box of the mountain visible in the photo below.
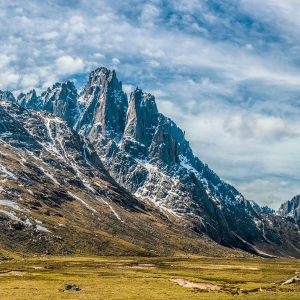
[1,67,300,258]
[16,81,80,127]
[0,90,16,102]
[278,195,300,220]
[0,100,241,257]
[249,200,275,214]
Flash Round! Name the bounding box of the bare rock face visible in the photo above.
[76,67,128,144]
[17,81,79,127]
[278,195,300,220]
[282,275,300,285]
[17,89,38,109]
[0,90,16,102]
[2,67,300,257]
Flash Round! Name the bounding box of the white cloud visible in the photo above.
[0,71,20,90]
[0,54,18,69]
[141,48,165,59]
[148,60,160,67]
[280,181,289,187]
[112,58,120,65]
[20,74,39,90]
[149,89,167,98]
[55,56,85,75]
[139,3,160,27]
[245,43,253,50]
[37,31,59,41]
[224,115,253,138]
[122,84,134,95]
[94,53,106,59]
[224,114,300,141]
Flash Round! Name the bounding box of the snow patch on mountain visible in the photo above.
[68,191,97,213]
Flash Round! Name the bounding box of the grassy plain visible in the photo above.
[0,255,300,299]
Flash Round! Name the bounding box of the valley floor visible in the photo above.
[0,255,300,299]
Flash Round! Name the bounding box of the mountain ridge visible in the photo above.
[1,99,235,257]
[1,67,300,258]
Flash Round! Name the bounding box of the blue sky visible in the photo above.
[1,0,300,209]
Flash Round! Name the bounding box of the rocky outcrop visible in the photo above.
[0,90,16,102]
[76,68,128,142]
[17,81,79,127]
[17,89,39,109]
[282,275,300,285]
[278,195,300,220]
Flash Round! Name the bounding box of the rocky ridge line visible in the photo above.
[1,67,300,257]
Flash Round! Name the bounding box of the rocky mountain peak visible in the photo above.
[87,67,110,85]
[0,90,16,103]
[17,89,37,109]
[76,68,127,148]
[15,80,79,127]
[2,67,300,257]
[124,88,158,150]
[41,80,79,127]
[278,195,300,220]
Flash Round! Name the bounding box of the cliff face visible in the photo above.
[76,68,128,142]
[278,195,300,220]
[17,81,79,127]
[1,67,300,258]
[0,90,16,102]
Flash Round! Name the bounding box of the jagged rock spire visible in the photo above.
[76,68,128,144]
[278,195,300,219]
[16,81,79,127]
[17,89,38,109]
[0,90,16,102]
[124,88,158,144]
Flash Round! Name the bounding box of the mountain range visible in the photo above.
[0,67,299,258]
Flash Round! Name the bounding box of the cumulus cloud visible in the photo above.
[55,56,85,76]
[139,3,160,27]
[224,115,253,138]
[94,53,106,59]
[235,179,296,209]
[224,115,300,141]
[0,71,20,90]
[122,84,134,96]
[245,43,253,50]
[37,31,59,41]
[112,58,120,65]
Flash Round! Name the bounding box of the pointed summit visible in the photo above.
[17,89,38,109]
[0,90,16,103]
[76,67,128,152]
[44,80,79,127]
[16,81,79,127]
[278,195,300,220]
[124,88,158,148]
